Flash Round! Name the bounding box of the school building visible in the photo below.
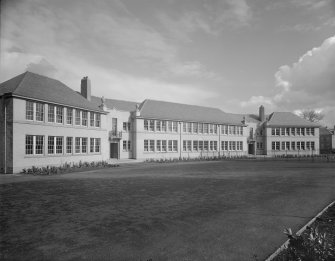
[0,72,320,173]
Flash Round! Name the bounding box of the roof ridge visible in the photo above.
[13,71,29,93]
[144,98,223,111]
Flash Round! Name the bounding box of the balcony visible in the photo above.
[109,130,122,140]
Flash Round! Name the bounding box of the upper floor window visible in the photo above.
[48,105,55,122]
[35,103,44,121]
[123,122,131,131]
[162,121,167,132]
[56,106,63,123]
[90,112,95,127]
[149,120,155,131]
[66,108,73,125]
[82,111,88,126]
[26,101,34,120]
[95,114,101,127]
[173,122,178,132]
[75,109,81,125]
[144,120,148,131]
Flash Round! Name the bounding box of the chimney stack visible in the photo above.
[81,76,91,101]
[259,105,265,122]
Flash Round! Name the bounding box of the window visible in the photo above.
[276,142,280,150]
[173,122,178,132]
[75,109,81,125]
[66,137,72,154]
[82,111,87,126]
[95,114,101,127]
[183,122,187,132]
[82,138,87,153]
[209,124,213,134]
[222,141,228,151]
[48,136,55,154]
[199,140,204,151]
[123,140,127,151]
[301,128,305,136]
[297,128,301,136]
[25,135,34,154]
[311,141,315,150]
[91,138,95,153]
[183,140,187,151]
[291,128,295,136]
[214,125,218,134]
[149,120,155,131]
[257,142,263,149]
[56,106,63,123]
[272,142,275,151]
[222,125,228,135]
[173,140,178,151]
[291,141,295,150]
[301,141,305,150]
[275,128,280,136]
[204,124,209,134]
[232,141,236,151]
[144,140,149,151]
[90,112,95,127]
[95,138,101,153]
[187,123,192,133]
[213,141,217,151]
[239,141,243,151]
[156,140,161,151]
[281,142,286,150]
[306,141,310,150]
[286,128,290,136]
[168,140,173,152]
[67,108,73,125]
[168,121,173,132]
[187,140,192,151]
[199,123,203,134]
[311,128,315,136]
[35,136,44,154]
[297,141,301,150]
[144,120,148,131]
[56,137,63,154]
[204,141,208,151]
[26,101,34,120]
[156,121,161,132]
[162,121,167,132]
[193,123,198,133]
[286,141,290,150]
[272,128,275,136]
[162,140,167,152]
[210,141,213,151]
[149,140,154,151]
[193,140,198,151]
[123,122,131,131]
[75,137,81,153]
[281,128,285,136]
[36,103,44,121]
[48,105,55,122]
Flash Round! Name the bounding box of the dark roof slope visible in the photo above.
[0,71,103,112]
[319,127,332,135]
[267,112,319,127]
[139,99,243,125]
[91,96,138,112]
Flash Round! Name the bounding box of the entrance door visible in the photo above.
[110,143,118,159]
[248,143,255,155]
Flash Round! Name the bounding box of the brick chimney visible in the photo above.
[259,105,265,122]
[81,76,91,101]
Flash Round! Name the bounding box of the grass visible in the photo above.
[1,160,335,261]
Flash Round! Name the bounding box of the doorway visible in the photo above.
[110,143,119,159]
[248,143,255,155]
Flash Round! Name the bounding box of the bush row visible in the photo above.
[21,160,119,175]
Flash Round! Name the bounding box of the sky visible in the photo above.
[1,0,335,126]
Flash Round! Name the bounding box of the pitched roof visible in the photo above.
[319,127,332,135]
[267,112,319,127]
[0,71,103,112]
[139,99,243,125]
[91,96,138,112]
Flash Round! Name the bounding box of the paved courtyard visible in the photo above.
[1,160,335,261]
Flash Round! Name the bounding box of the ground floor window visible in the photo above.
[66,137,73,154]
[25,135,34,155]
[123,140,131,152]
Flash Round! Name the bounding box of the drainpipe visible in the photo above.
[3,96,7,174]
[179,122,182,159]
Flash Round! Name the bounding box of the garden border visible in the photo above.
[265,200,335,261]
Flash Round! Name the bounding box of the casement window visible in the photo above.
[291,141,296,150]
[209,124,213,134]
[168,140,173,152]
[286,142,290,150]
[81,138,87,153]
[311,128,315,136]
[144,140,149,151]
[229,141,233,151]
[173,140,178,152]
[199,140,204,151]
[162,121,167,132]
[281,142,286,150]
[228,126,233,135]
[296,128,301,136]
[204,124,209,134]
[193,140,198,151]
[272,142,275,151]
[75,109,81,125]
[301,128,305,136]
[75,137,81,153]
[183,140,187,151]
[291,128,295,136]
[173,122,178,132]
[48,105,55,122]
[281,128,285,136]
[162,140,167,152]
[91,138,95,153]
[123,140,127,151]
[210,141,213,151]
[187,140,192,151]
[183,122,187,132]
[187,123,192,133]
[48,136,55,154]
[272,128,275,136]
[26,101,34,120]
[199,123,203,134]
[156,140,161,152]
[306,141,311,150]
[168,121,173,132]
[213,141,217,151]
[95,138,101,153]
[66,137,73,154]
[297,141,301,150]
[222,125,228,135]
[82,111,88,126]
[123,122,131,131]
[193,123,198,133]
[95,114,101,127]
[275,128,280,136]
[56,137,63,154]
[144,120,149,131]
[67,108,73,124]
[25,135,34,154]
[149,120,155,131]
[232,141,236,151]
[90,112,95,127]
[56,106,63,123]
[311,141,315,150]
[156,121,161,132]
[35,103,44,121]
[149,140,154,151]
[286,128,290,136]
[239,127,243,135]
[275,142,280,151]
[204,141,209,151]
[122,140,131,151]
[214,125,218,134]
[236,141,240,151]
[306,128,310,136]
[25,135,44,155]
[239,141,243,151]
[127,140,131,151]
[222,141,228,151]
[301,141,305,150]
[233,126,237,135]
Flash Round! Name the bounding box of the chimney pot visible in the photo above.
[81,76,91,101]
[259,105,265,122]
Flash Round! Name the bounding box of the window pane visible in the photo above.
[48,136,54,154]
[82,138,87,153]
[56,137,63,154]
[25,135,33,154]
[82,111,87,126]
[95,138,100,153]
[75,110,81,125]
[95,114,101,127]
[67,108,73,124]
[26,101,34,120]
[66,137,72,153]
[35,136,44,154]
[35,103,44,121]
[91,138,95,152]
[90,112,95,126]
[75,137,81,153]
[56,106,63,123]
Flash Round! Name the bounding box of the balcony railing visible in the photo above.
[109,130,122,140]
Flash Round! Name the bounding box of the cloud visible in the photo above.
[241,35,335,125]
[26,58,58,77]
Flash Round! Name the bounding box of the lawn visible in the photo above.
[1,160,335,261]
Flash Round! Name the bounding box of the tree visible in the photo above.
[299,109,324,122]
